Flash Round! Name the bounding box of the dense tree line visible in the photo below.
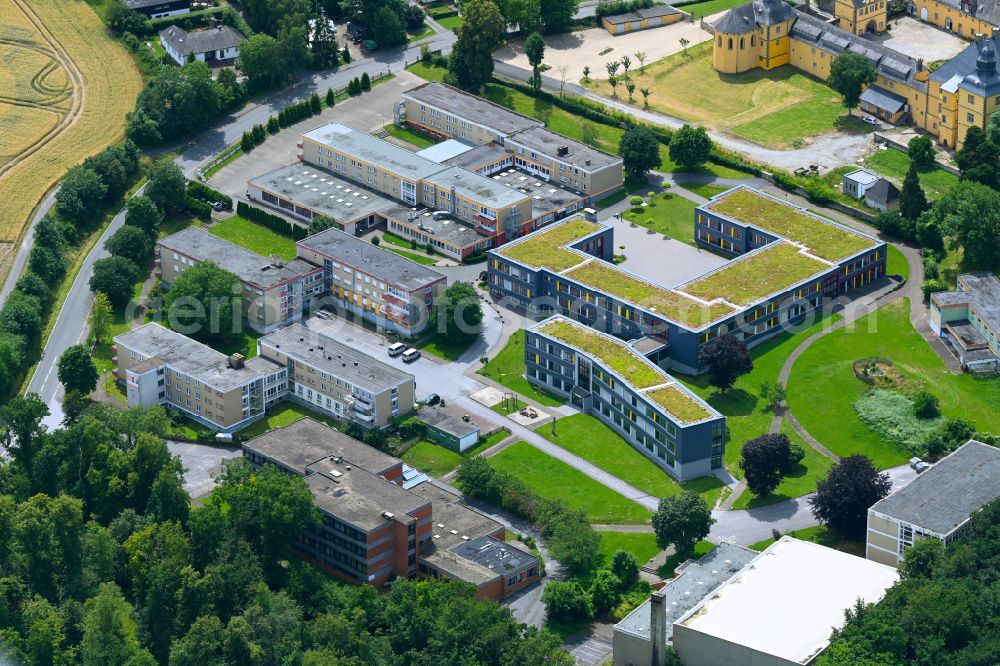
[818,497,1000,665]
[0,399,573,665]
[456,456,601,574]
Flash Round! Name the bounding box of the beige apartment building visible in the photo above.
[297,123,532,236]
[866,440,1000,567]
[257,322,415,428]
[158,228,323,333]
[113,322,286,432]
[296,227,446,337]
[398,82,624,198]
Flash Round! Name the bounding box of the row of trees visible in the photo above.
[456,456,601,574]
[0,398,572,664]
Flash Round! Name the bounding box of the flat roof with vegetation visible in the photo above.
[680,242,829,307]
[566,261,735,328]
[497,218,602,271]
[704,188,876,262]
[536,318,714,424]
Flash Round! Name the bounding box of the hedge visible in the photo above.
[236,200,309,240]
[186,181,232,210]
[187,197,212,221]
[595,0,654,17]
[145,7,251,37]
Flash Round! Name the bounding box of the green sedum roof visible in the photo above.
[681,242,829,306]
[497,218,601,271]
[537,318,713,423]
[565,261,735,328]
[705,188,875,262]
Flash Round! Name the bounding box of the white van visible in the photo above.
[401,348,421,363]
[388,342,407,357]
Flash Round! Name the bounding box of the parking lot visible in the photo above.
[208,70,425,199]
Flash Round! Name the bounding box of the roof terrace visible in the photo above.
[704,187,876,262]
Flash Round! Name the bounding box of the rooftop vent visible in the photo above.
[227,353,245,369]
[557,145,569,156]
[382,511,395,520]
[329,469,342,478]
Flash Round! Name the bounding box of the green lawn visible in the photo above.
[592,43,873,150]
[235,402,339,441]
[436,13,463,30]
[536,414,725,503]
[407,23,435,42]
[622,192,699,246]
[415,332,477,361]
[597,531,661,568]
[749,525,865,557]
[384,246,438,265]
[212,329,262,360]
[159,214,199,239]
[406,61,449,83]
[383,123,440,149]
[863,148,959,200]
[730,422,834,510]
[886,244,910,282]
[402,441,464,477]
[477,330,565,407]
[491,395,529,415]
[489,441,652,524]
[403,430,512,477]
[679,182,729,200]
[380,231,416,249]
[673,0,755,19]
[786,299,1000,468]
[657,540,714,578]
[209,215,297,261]
[675,311,839,476]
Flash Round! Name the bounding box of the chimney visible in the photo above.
[557,145,569,156]
[227,353,245,369]
[650,590,666,665]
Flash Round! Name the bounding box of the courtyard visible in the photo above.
[493,22,713,83]
[868,15,969,63]
[586,42,874,149]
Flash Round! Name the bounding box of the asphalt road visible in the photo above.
[0,188,57,305]
[26,33,456,426]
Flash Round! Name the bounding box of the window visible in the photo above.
[968,112,975,123]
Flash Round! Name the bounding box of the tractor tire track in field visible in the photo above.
[0,0,84,181]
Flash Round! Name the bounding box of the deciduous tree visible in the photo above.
[907,135,935,170]
[57,345,99,396]
[651,491,714,558]
[145,159,187,213]
[105,225,153,268]
[668,124,712,169]
[447,0,505,92]
[810,455,890,538]
[90,257,139,310]
[525,32,545,91]
[740,433,792,498]
[618,125,661,178]
[698,333,752,393]
[829,52,876,111]
[163,262,242,344]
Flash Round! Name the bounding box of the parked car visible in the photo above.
[426,393,441,406]
[401,348,421,363]
[211,201,226,211]
[909,457,931,473]
[388,342,407,357]
[862,116,878,125]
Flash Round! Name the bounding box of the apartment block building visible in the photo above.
[296,227,446,337]
[297,123,533,235]
[527,317,726,479]
[489,187,885,373]
[866,440,1000,567]
[930,272,1000,371]
[398,82,624,198]
[243,419,539,598]
[113,323,286,432]
[258,322,415,428]
[158,227,324,333]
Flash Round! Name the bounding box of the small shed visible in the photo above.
[842,168,880,199]
[422,410,481,452]
[859,85,909,124]
[602,4,683,34]
[865,178,900,211]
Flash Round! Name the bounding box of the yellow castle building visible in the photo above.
[712,0,1000,148]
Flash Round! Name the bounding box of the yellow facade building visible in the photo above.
[712,0,1000,149]
[906,0,997,38]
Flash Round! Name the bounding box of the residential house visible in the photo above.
[124,0,191,19]
[160,24,245,66]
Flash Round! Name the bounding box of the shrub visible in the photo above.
[921,279,949,301]
[912,390,940,419]
[854,389,944,453]
[628,196,644,205]
[186,197,212,221]
[610,550,639,586]
[186,181,232,210]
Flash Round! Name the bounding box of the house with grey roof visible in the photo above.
[865,177,899,211]
[930,272,1000,371]
[867,440,1000,567]
[124,0,190,19]
[160,23,245,66]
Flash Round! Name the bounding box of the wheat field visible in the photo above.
[0,0,142,269]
